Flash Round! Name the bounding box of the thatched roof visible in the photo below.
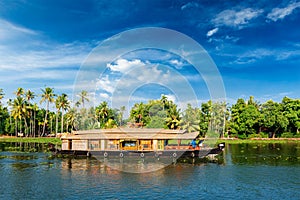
[61,128,199,140]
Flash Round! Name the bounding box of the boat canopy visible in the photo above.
[61,128,199,140]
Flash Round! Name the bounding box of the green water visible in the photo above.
[0,142,299,199]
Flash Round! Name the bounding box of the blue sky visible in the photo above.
[0,0,299,110]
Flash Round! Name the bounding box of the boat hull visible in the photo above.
[57,143,225,159]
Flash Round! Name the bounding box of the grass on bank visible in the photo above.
[0,137,62,145]
[217,138,300,144]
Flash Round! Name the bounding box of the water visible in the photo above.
[0,143,300,199]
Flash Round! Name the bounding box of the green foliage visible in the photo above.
[1,86,300,139]
[281,132,295,138]
[181,103,200,133]
[146,116,165,128]
[95,101,118,129]
[129,96,181,129]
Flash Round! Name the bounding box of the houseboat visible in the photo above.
[59,128,225,159]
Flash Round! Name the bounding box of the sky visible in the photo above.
[0,0,300,111]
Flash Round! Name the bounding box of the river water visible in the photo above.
[0,142,299,199]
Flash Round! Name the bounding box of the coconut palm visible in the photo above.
[40,87,55,136]
[66,108,78,132]
[0,88,4,104]
[78,90,89,108]
[181,104,201,133]
[11,97,26,135]
[15,87,24,97]
[49,112,55,135]
[160,95,168,111]
[165,104,181,130]
[55,97,60,135]
[57,93,70,133]
[95,101,109,127]
[25,90,35,136]
[118,106,126,126]
[31,103,39,137]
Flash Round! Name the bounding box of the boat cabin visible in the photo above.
[60,128,200,152]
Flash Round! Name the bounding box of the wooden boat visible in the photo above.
[58,128,225,159]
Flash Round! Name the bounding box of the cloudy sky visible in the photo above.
[0,0,299,110]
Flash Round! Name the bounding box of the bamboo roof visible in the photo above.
[61,128,199,140]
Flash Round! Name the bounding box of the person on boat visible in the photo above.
[191,139,196,149]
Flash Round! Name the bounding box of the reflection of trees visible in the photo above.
[229,143,300,165]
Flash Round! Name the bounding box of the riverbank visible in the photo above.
[1,136,300,146]
[218,138,300,144]
[0,136,61,145]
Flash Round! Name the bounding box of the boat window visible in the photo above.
[123,141,136,147]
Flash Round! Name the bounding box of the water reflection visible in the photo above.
[1,143,300,199]
[228,142,300,165]
[0,142,49,152]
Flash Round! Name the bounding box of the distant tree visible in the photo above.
[165,102,181,130]
[95,102,117,128]
[281,97,300,134]
[0,105,9,134]
[56,93,70,133]
[77,90,89,108]
[15,87,24,97]
[40,87,55,136]
[31,103,39,137]
[118,106,126,126]
[199,101,212,136]
[229,97,260,138]
[0,88,4,104]
[130,102,149,126]
[25,90,35,136]
[260,100,288,138]
[181,103,200,133]
[11,97,26,135]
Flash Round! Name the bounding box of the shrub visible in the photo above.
[280,132,294,138]
[238,134,247,139]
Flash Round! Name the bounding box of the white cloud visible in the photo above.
[1,47,90,73]
[212,8,263,28]
[181,2,199,10]
[206,27,219,37]
[162,94,177,103]
[228,47,300,65]
[96,75,115,93]
[0,19,37,40]
[107,59,144,73]
[0,19,93,72]
[267,2,300,22]
[99,93,110,99]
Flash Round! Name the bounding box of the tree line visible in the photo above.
[0,87,299,138]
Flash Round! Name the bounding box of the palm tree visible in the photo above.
[181,104,201,133]
[7,99,13,135]
[49,112,55,135]
[118,106,126,126]
[25,90,35,136]
[55,97,60,135]
[78,90,89,108]
[130,102,148,126]
[57,93,70,133]
[0,88,4,104]
[15,87,24,97]
[40,87,55,136]
[96,101,109,127]
[165,105,181,130]
[31,103,39,137]
[160,95,168,111]
[66,108,78,132]
[11,97,26,135]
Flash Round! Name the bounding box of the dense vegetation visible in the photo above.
[0,88,299,139]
